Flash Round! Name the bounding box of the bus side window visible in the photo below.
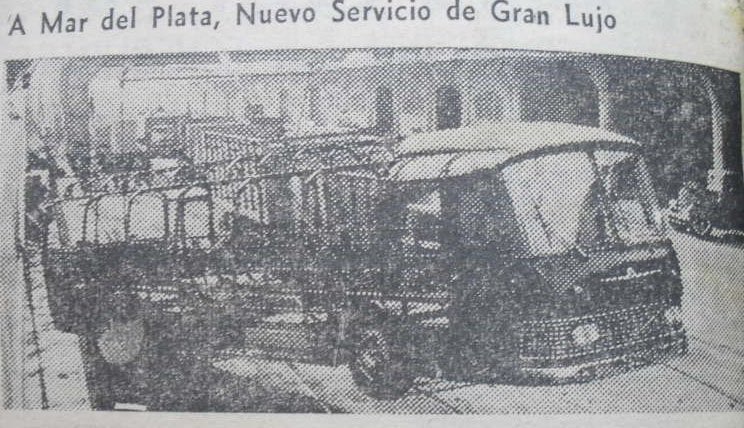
[595,150,661,243]
[129,194,167,241]
[95,196,127,244]
[183,199,211,239]
[176,187,213,246]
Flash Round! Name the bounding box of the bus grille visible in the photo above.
[519,304,677,365]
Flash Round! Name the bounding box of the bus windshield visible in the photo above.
[501,149,664,256]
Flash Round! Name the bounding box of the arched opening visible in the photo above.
[435,86,462,130]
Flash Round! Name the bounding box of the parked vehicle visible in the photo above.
[667,180,743,237]
[37,121,687,405]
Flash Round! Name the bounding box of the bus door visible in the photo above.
[394,181,451,294]
[375,180,453,346]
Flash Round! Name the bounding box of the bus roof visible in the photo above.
[390,121,639,181]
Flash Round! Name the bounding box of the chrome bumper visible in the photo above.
[518,327,687,382]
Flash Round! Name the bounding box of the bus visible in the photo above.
[338,121,687,397]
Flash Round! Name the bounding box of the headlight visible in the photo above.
[572,323,600,347]
[664,306,683,324]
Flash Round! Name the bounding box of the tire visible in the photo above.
[80,316,147,410]
[349,328,414,400]
[97,318,145,366]
[79,333,133,410]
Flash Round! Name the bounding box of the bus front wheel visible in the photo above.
[349,328,414,400]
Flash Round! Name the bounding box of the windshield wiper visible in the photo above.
[526,191,587,258]
[528,197,555,248]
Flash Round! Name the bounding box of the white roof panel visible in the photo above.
[395,121,638,157]
[390,121,639,181]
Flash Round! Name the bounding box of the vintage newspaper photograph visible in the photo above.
[2,48,742,415]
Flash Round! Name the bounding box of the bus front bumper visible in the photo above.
[517,327,687,383]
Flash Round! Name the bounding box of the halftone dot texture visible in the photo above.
[5,48,743,413]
